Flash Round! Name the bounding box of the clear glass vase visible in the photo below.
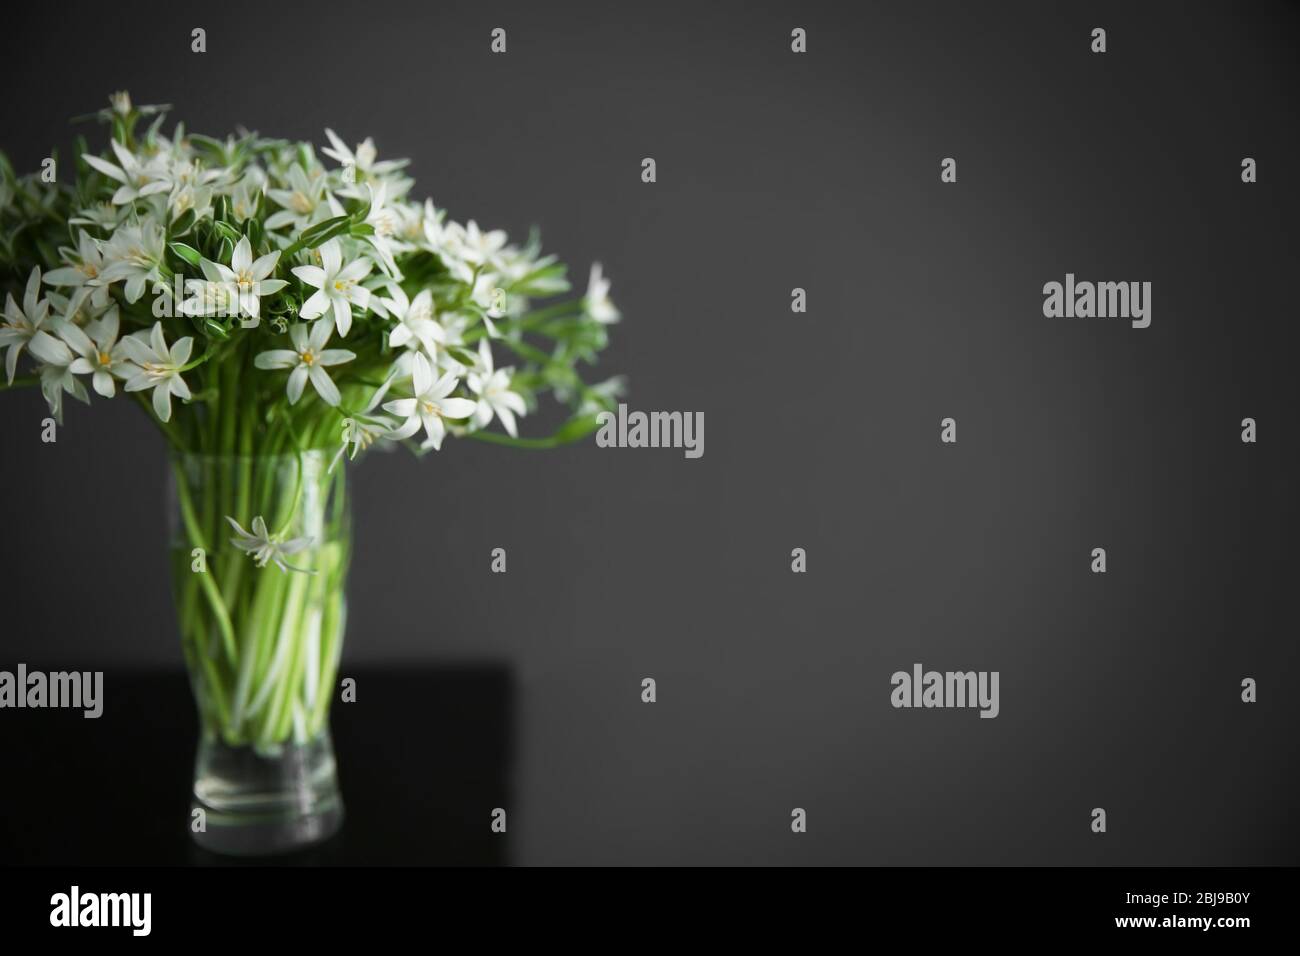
[168,450,350,855]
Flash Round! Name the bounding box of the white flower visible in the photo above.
[265,165,329,232]
[167,158,223,192]
[0,267,53,383]
[584,262,620,323]
[166,180,214,223]
[291,238,372,336]
[185,236,287,324]
[179,280,237,318]
[469,272,505,337]
[421,203,454,252]
[321,129,406,191]
[227,174,264,222]
[467,339,526,437]
[383,354,477,450]
[254,318,355,406]
[28,324,91,422]
[394,198,433,244]
[120,322,193,422]
[332,377,400,472]
[82,140,170,205]
[358,182,402,276]
[381,286,444,360]
[226,515,314,573]
[498,246,567,294]
[98,220,166,303]
[65,306,130,398]
[70,201,129,231]
[459,220,507,268]
[43,232,110,315]
[94,91,167,122]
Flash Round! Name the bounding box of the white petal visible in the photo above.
[309,317,333,351]
[332,297,352,337]
[308,365,341,406]
[318,349,355,366]
[319,238,342,275]
[152,383,172,421]
[170,336,194,366]
[438,397,477,420]
[495,404,518,437]
[149,322,168,356]
[291,265,326,288]
[286,366,308,404]
[82,153,128,183]
[421,412,446,449]
[299,289,329,319]
[255,349,299,370]
[428,372,459,400]
[232,236,252,273]
[411,353,433,395]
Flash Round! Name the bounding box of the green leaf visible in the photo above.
[552,413,604,444]
[467,412,604,450]
[168,241,203,267]
[446,346,478,367]
[203,319,230,340]
[170,208,196,237]
[34,237,59,270]
[296,215,350,250]
[213,221,242,246]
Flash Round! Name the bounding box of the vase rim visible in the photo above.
[169,449,339,463]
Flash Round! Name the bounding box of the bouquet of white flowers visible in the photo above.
[2,92,622,447]
[0,92,625,853]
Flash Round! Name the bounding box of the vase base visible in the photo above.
[190,800,344,856]
[190,731,344,856]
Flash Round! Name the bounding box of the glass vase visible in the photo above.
[168,450,350,855]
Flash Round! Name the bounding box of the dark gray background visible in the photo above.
[2,0,1298,865]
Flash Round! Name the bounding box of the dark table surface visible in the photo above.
[1,667,514,866]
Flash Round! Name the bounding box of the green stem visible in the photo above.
[169,458,239,668]
[0,374,40,390]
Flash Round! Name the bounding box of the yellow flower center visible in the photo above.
[98,352,112,366]
[301,349,317,366]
